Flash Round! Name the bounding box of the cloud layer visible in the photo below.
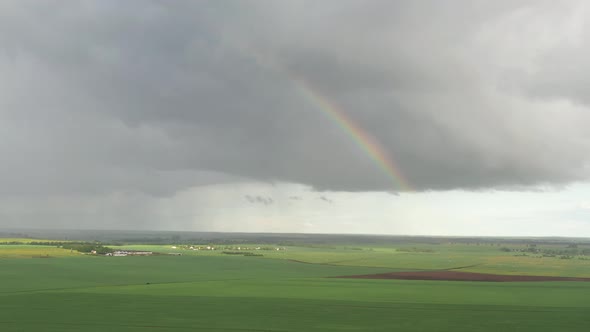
[1,0,590,197]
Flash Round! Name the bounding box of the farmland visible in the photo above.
[1,233,590,331]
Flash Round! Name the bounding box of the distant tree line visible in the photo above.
[500,245,590,257]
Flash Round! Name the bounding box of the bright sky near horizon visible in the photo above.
[1,1,590,236]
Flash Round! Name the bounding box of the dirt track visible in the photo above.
[333,270,590,282]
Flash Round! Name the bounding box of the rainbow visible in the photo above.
[293,78,411,191]
[239,45,411,190]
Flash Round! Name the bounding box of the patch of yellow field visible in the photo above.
[0,245,81,258]
[0,238,68,244]
[463,254,590,277]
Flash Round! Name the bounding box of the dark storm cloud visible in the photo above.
[1,0,589,197]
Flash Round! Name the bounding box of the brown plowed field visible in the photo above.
[333,270,590,282]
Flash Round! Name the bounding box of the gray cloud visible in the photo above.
[1,0,590,200]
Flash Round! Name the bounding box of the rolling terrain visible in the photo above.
[1,234,590,331]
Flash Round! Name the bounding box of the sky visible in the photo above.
[1,0,590,236]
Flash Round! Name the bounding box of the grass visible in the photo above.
[1,240,590,331]
[112,242,590,276]
[2,293,590,331]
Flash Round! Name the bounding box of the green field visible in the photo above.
[112,241,590,276]
[1,235,590,331]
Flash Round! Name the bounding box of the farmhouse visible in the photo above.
[109,250,153,257]
[128,251,153,256]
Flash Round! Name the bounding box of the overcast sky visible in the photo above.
[1,1,590,236]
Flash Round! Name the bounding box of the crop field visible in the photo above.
[1,234,590,331]
[0,245,80,258]
[113,241,590,276]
